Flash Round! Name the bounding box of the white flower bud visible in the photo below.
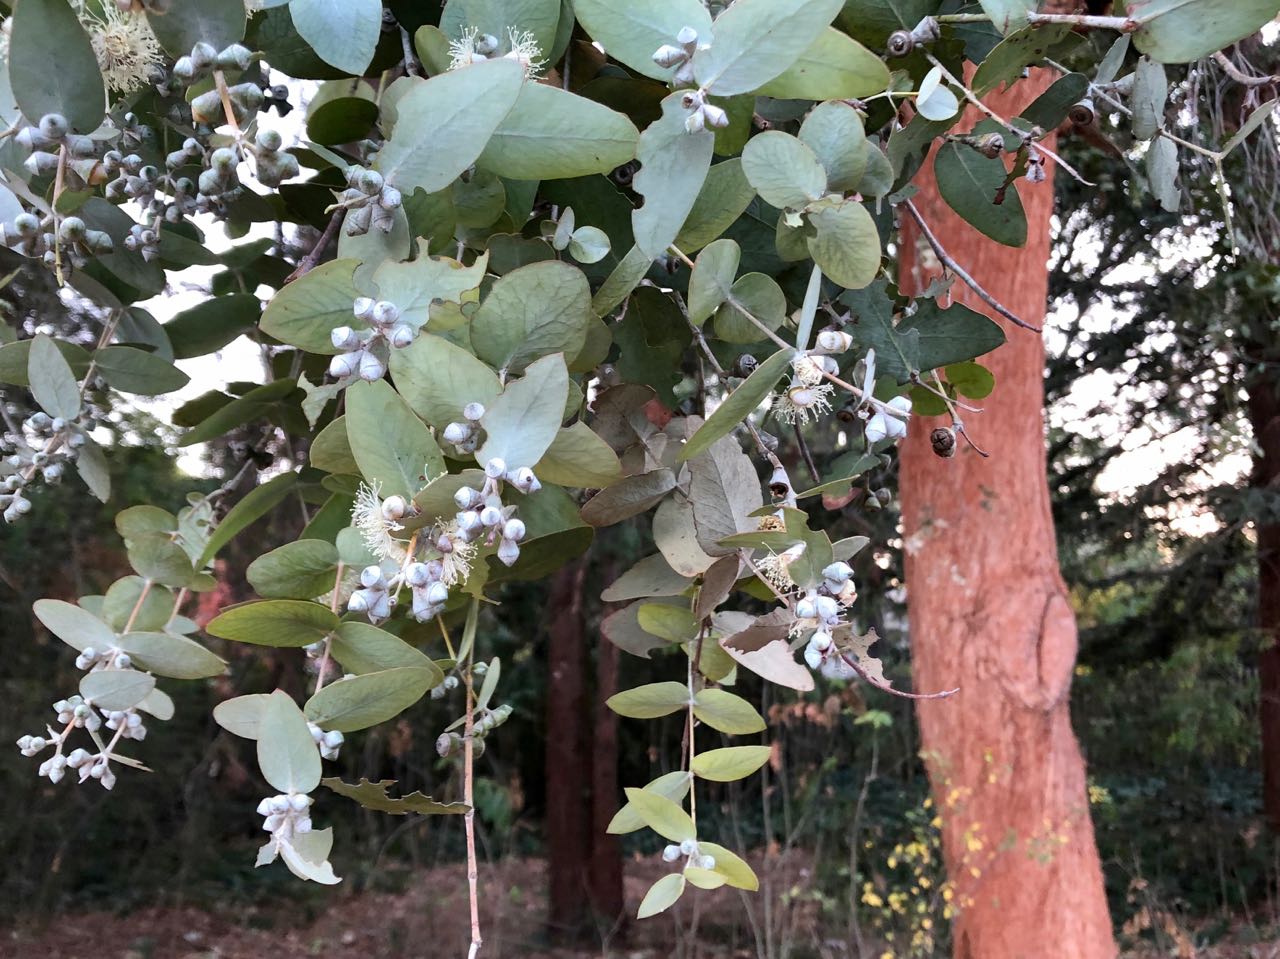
[372,300,399,325]
[443,422,471,445]
[406,562,432,587]
[822,562,853,583]
[479,506,503,527]
[360,565,384,588]
[270,795,291,814]
[357,350,386,381]
[508,467,540,494]
[864,412,890,444]
[348,590,370,613]
[814,596,839,622]
[497,538,520,567]
[256,797,273,816]
[804,643,824,670]
[810,630,833,652]
[426,582,449,606]
[679,838,698,857]
[116,653,132,669]
[662,844,682,862]
[353,296,375,319]
[695,854,716,870]
[290,793,311,812]
[676,25,699,45]
[701,104,729,128]
[652,44,686,68]
[456,510,481,533]
[454,486,482,510]
[330,326,359,351]
[502,518,526,542]
[685,108,707,134]
[381,495,407,521]
[484,457,507,479]
[389,323,415,349]
[328,351,361,379]
[462,402,486,422]
[795,598,816,620]
[888,395,912,415]
[816,330,854,353]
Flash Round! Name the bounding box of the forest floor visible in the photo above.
[2,856,1276,959]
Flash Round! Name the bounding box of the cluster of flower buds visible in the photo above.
[794,561,857,671]
[19,113,101,185]
[430,674,461,701]
[307,721,344,761]
[257,792,314,840]
[74,645,128,671]
[662,837,716,871]
[405,559,450,621]
[680,88,729,134]
[337,167,403,237]
[652,25,708,86]
[349,564,395,624]
[330,297,416,382]
[103,707,147,742]
[452,456,537,567]
[435,702,512,758]
[197,147,243,204]
[2,410,89,522]
[1,209,114,277]
[864,395,912,444]
[442,402,486,454]
[171,42,257,124]
[252,128,300,188]
[16,694,137,789]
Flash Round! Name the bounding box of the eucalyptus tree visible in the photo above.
[3,0,1277,956]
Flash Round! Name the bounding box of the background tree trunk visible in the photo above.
[1250,378,1280,831]
[897,69,1116,958]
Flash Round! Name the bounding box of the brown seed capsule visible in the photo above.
[930,426,957,458]
[976,132,1004,159]
[886,30,914,57]
[733,354,758,378]
[1068,98,1096,126]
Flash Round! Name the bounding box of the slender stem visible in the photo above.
[437,614,457,660]
[929,371,990,457]
[902,199,1040,333]
[121,580,153,633]
[934,11,1134,30]
[52,144,67,286]
[314,562,346,694]
[462,598,483,959]
[400,27,420,77]
[1213,51,1280,87]
[166,587,189,628]
[793,264,823,352]
[686,624,706,832]
[837,651,959,700]
[212,69,243,138]
[283,209,343,284]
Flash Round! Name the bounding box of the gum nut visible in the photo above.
[823,562,853,583]
[116,653,132,669]
[211,147,237,170]
[360,565,384,588]
[328,351,360,379]
[484,457,507,479]
[497,538,520,567]
[676,25,699,45]
[372,300,399,325]
[358,351,386,381]
[381,494,407,521]
[811,630,833,652]
[816,330,853,353]
[663,844,682,862]
[444,675,459,690]
[888,395,912,415]
[462,402,485,422]
[371,594,393,620]
[502,518,525,542]
[426,582,449,606]
[82,646,98,661]
[804,643,823,669]
[13,213,39,236]
[348,591,370,613]
[795,598,817,620]
[425,560,444,580]
[38,113,68,139]
[308,722,324,742]
[352,296,375,319]
[290,794,311,812]
[514,467,540,493]
[864,413,889,444]
[480,506,503,527]
[406,562,431,587]
[68,748,90,767]
[254,128,283,153]
[331,325,359,350]
[389,323,415,349]
[679,838,698,856]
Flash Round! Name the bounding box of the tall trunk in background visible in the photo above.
[544,557,625,939]
[1251,378,1280,831]
[897,68,1116,958]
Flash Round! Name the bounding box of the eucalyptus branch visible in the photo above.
[283,208,344,284]
[400,27,421,77]
[1212,51,1280,87]
[121,579,153,634]
[837,651,960,700]
[926,371,990,458]
[461,597,483,959]
[933,11,1135,31]
[902,199,1039,333]
[921,51,1095,187]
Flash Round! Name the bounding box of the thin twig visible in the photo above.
[462,598,483,959]
[1213,51,1279,88]
[313,561,345,694]
[902,199,1040,332]
[284,209,344,284]
[793,423,820,483]
[838,651,959,700]
[934,11,1135,31]
[121,580,153,633]
[400,27,421,77]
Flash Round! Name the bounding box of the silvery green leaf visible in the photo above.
[372,252,488,333]
[198,473,300,567]
[1130,0,1280,63]
[115,631,226,680]
[632,92,714,260]
[600,554,691,603]
[259,259,361,354]
[741,131,828,210]
[637,873,686,919]
[571,0,713,81]
[675,158,756,254]
[9,0,104,134]
[146,0,245,57]
[915,66,960,122]
[757,26,889,100]
[477,353,570,469]
[290,0,381,74]
[1131,56,1167,141]
[606,681,690,719]
[713,272,786,344]
[470,261,592,372]
[1146,135,1179,213]
[80,669,156,712]
[206,600,339,648]
[933,142,1027,247]
[689,435,764,558]
[653,495,717,577]
[692,0,844,96]
[798,101,868,194]
[329,622,438,675]
[592,245,655,316]
[74,436,111,503]
[534,422,623,489]
[477,83,639,180]
[607,771,691,833]
[581,469,678,527]
[377,58,525,193]
[390,334,501,430]
[806,199,881,290]
[345,379,445,499]
[304,667,439,732]
[213,693,273,739]
[688,239,741,325]
[28,334,81,421]
[33,598,117,653]
[976,0,1033,33]
[568,226,611,264]
[258,689,322,794]
[247,540,341,600]
[94,346,189,396]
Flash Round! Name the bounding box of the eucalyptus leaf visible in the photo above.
[632,92,714,260]
[476,352,570,470]
[345,379,445,499]
[304,666,438,732]
[257,689,322,794]
[9,0,105,134]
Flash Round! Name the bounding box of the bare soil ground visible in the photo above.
[2,857,1277,959]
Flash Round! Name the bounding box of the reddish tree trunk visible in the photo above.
[544,558,625,938]
[1250,378,1280,831]
[897,70,1116,958]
